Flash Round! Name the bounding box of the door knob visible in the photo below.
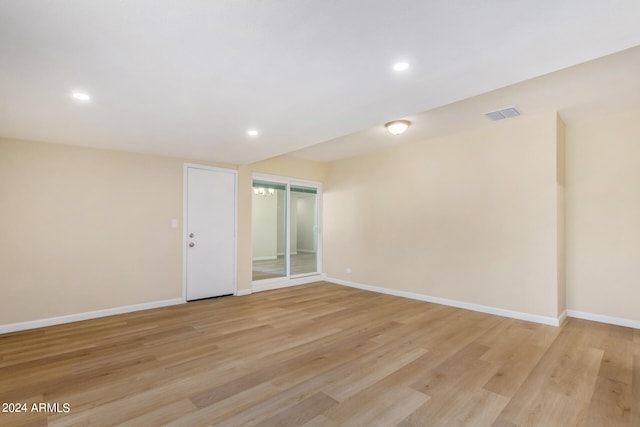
[189,242,195,247]
[189,233,194,238]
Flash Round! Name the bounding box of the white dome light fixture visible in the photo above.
[385,120,411,135]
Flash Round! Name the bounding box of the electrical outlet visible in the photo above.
[346,267,352,274]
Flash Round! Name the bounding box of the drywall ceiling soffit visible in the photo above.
[290,45,640,162]
[0,1,639,164]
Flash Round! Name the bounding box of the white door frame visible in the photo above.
[183,163,238,301]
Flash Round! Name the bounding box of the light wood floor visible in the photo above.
[1,282,638,426]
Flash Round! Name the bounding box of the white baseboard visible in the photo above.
[566,310,640,329]
[252,275,323,293]
[252,256,277,261]
[0,298,185,335]
[558,310,568,326]
[235,288,252,296]
[325,276,562,327]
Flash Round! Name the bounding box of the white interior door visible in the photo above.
[185,165,236,301]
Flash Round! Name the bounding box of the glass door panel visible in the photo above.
[290,185,318,276]
[252,180,287,281]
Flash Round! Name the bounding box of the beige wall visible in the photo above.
[566,109,640,322]
[0,138,231,324]
[0,138,326,326]
[324,112,564,319]
[247,155,328,182]
[5,108,640,328]
[556,115,567,317]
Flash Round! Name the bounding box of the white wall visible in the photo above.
[296,195,317,252]
[251,192,278,259]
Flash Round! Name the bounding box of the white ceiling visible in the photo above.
[1,1,639,165]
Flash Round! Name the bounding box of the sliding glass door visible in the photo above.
[251,180,287,281]
[290,185,318,276]
[252,176,321,282]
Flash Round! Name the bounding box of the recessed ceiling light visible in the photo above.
[393,62,410,72]
[247,129,259,136]
[71,92,91,101]
[385,120,411,135]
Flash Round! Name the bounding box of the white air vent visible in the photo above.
[485,107,520,121]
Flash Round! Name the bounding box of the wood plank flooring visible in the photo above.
[0,282,638,426]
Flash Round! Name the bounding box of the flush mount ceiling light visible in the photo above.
[385,120,411,135]
[71,91,91,101]
[247,129,259,136]
[393,62,410,71]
